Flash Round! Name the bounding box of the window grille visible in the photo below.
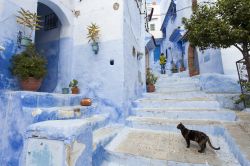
[150,24,155,31]
[44,13,58,31]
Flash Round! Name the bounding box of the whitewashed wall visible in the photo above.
[160,0,225,74]
[221,47,243,77]
[0,0,146,121]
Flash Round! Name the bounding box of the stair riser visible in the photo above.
[23,106,95,122]
[126,122,224,136]
[155,83,198,89]
[91,116,110,131]
[156,80,199,85]
[133,111,236,121]
[155,87,200,93]
[143,93,211,100]
[134,101,220,109]
[21,92,84,108]
[102,150,167,166]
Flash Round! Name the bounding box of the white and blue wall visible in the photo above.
[155,0,239,76]
[0,0,146,122]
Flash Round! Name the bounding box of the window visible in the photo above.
[171,2,177,20]
[44,13,58,31]
[150,24,155,31]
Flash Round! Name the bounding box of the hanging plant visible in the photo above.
[16,8,43,46]
[86,23,100,54]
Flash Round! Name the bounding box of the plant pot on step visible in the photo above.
[20,37,32,47]
[92,42,99,54]
[180,67,185,72]
[71,87,79,94]
[80,98,92,106]
[20,77,42,91]
[147,84,155,93]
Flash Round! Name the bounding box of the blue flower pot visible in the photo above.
[92,42,99,54]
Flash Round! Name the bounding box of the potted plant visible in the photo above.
[180,62,185,72]
[171,64,178,73]
[87,23,100,54]
[69,79,79,94]
[146,68,158,92]
[179,58,185,72]
[16,8,42,46]
[10,43,47,91]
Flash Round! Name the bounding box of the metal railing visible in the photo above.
[236,58,250,107]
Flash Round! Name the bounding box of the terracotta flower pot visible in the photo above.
[147,84,155,93]
[71,87,79,94]
[180,67,185,72]
[80,98,92,106]
[20,77,42,91]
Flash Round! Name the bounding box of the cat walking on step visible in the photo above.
[177,123,220,153]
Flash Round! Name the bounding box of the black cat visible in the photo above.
[177,123,220,153]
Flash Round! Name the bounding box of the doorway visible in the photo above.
[35,2,62,92]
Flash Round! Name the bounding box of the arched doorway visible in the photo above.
[188,45,200,77]
[35,2,61,92]
[35,0,73,92]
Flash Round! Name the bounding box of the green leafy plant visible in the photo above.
[235,82,250,107]
[87,23,100,43]
[146,68,158,85]
[69,79,78,88]
[16,8,43,38]
[10,43,47,80]
[183,0,250,80]
[171,64,178,73]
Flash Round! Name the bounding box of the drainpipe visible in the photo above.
[0,45,5,51]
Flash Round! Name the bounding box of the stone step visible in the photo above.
[85,114,110,131]
[19,91,85,108]
[136,97,214,103]
[156,78,199,85]
[103,128,240,166]
[143,91,212,100]
[155,82,198,89]
[93,125,124,166]
[155,86,201,93]
[93,125,124,152]
[133,100,220,109]
[126,116,228,132]
[224,123,250,166]
[23,105,96,122]
[131,108,236,121]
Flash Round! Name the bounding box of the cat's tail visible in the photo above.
[207,138,220,150]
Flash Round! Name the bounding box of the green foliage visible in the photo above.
[235,94,250,107]
[10,43,47,80]
[235,82,250,107]
[183,0,250,51]
[16,8,43,38]
[146,68,158,85]
[69,79,78,88]
[87,23,100,43]
[171,64,178,73]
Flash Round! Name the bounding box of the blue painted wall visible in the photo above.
[154,45,161,62]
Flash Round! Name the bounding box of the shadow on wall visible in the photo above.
[0,39,19,90]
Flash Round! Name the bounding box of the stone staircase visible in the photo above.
[98,74,246,166]
[0,91,115,165]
